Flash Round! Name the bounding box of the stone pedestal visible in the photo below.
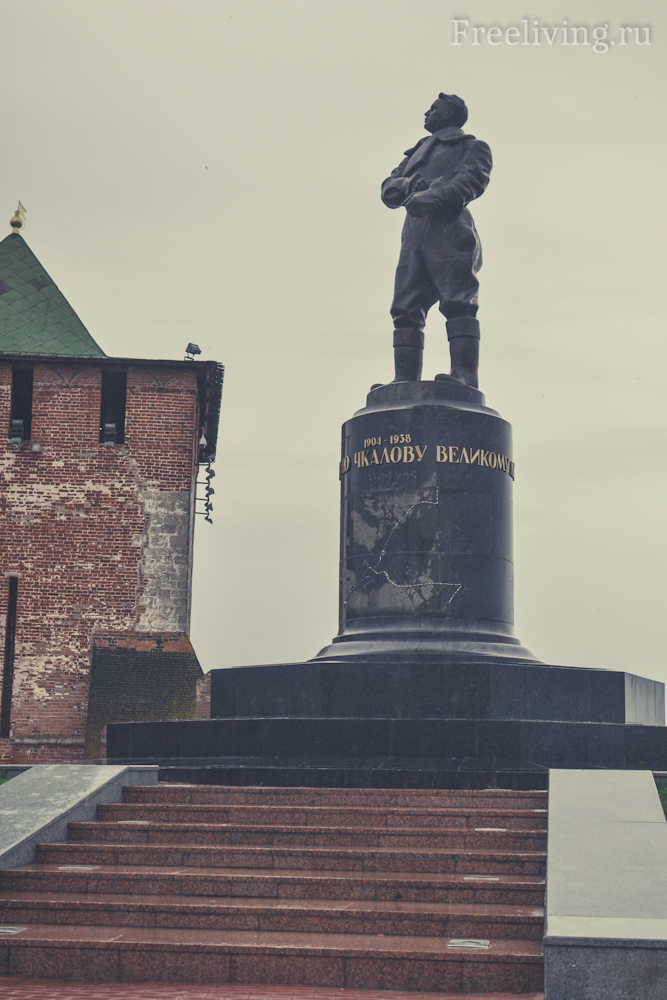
[316,380,536,662]
[106,381,667,787]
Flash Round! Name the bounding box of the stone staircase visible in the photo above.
[0,784,546,994]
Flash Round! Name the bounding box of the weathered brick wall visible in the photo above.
[85,632,202,760]
[0,360,200,762]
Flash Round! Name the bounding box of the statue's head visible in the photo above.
[424,94,468,133]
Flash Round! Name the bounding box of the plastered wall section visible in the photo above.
[0,361,200,758]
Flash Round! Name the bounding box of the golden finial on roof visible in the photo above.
[10,202,26,234]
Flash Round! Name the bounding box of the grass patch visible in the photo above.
[657,781,667,819]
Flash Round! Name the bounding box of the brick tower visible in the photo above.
[0,215,222,763]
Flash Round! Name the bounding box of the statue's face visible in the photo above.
[424,100,451,133]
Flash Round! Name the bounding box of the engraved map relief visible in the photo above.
[343,485,489,617]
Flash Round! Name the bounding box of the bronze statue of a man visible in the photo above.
[381,94,492,387]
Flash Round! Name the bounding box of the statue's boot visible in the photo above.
[392,328,424,382]
[435,317,480,388]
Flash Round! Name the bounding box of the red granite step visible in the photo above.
[127,784,548,810]
[69,821,546,851]
[0,923,544,993]
[0,977,545,999]
[0,978,545,999]
[0,891,544,940]
[35,842,546,876]
[98,803,547,830]
[1,865,546,905]
[0,784,546,991]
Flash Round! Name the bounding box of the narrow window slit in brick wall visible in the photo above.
[99,369,127,445]
[1,577,19,738]
[10,366,33,442]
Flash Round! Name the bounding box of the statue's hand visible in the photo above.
[382,177,411,208]
[405,191,431,217]
[409,177,429,194]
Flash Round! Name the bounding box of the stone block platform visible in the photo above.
[0,783,546,993]
[210,661,664,727]
[105,709,667,791]
[103,653,667,789]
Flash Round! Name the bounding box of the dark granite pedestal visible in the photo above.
[106,382,667,787]
[324,379,533,661]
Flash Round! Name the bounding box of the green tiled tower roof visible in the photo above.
[0,233,105,357]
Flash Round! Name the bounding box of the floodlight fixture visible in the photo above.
[102,422,117,448]
[9,419,24,446]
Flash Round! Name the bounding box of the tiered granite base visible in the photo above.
[105,657,667,788]
[107,379,666,787]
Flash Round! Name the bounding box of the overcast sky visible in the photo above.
[1,0,665,683]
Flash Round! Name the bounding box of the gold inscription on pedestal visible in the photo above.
[340,439,514,480]
[436,445,514,479]
[352,444,427,469]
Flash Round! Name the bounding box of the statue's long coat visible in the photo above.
[382,126,492,328]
